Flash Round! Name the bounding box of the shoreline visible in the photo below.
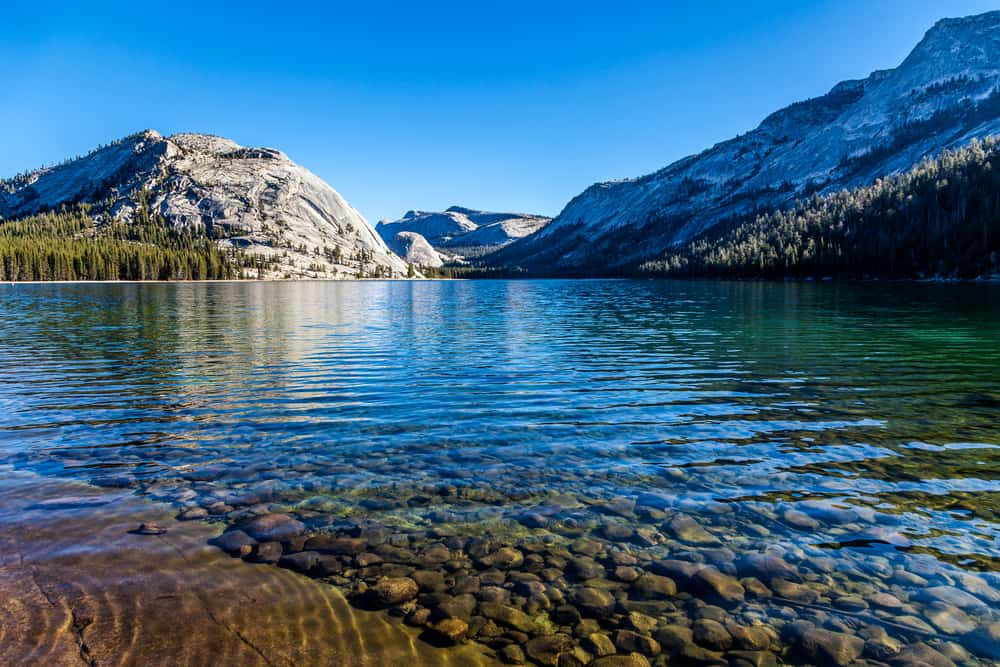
[0,275,998,285]
[0,470,494,666]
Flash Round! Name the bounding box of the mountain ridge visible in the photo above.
[376,206,551,263]
[493,10,1000,274]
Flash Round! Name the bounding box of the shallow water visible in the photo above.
[1,280,999,664]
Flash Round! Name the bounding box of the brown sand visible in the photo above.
[0,471,495,666]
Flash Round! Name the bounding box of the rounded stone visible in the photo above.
[211,529,256,556]
[653,624,693,653]
[371,576,419,606]
[241,513,305,542]
[501,644,526,664]
[525,634,575,666]
[429,617,468,644]
[613,630,661,657]
[630,573,677,600]
[574,587,616,618]
[691,566,745,605]
[585,633,617,657]
[692,619,732,651]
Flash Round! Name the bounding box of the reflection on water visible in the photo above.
[1,280,999,665]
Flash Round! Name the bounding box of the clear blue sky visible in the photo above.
[3,1,998,222]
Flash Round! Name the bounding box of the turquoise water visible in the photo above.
[1,280,999,663]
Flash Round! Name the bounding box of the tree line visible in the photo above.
[641,137,1000,279]
[0,203,241,281]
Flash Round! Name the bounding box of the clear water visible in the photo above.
[1,280,999,663]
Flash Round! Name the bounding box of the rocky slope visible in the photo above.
[496,10,1000,274]
[0,131,411,279]
[384,231,444,268]
[377,206,551,261]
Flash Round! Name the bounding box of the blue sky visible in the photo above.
[3,1,998,222]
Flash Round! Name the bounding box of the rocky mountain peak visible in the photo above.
[1,131,411,279]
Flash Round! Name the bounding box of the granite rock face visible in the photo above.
[384,231,445,268]
[0,131,411,279]
[377,206,551,261]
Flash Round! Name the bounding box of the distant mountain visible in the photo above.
[376,206,551,261]
[495,10,1000,275]
[0,131,410,279]
[384,231,444,268]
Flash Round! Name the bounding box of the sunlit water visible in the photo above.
[1,280,999,664]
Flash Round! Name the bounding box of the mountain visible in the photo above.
[384,231,444,268]
[0,130,410,279]
[495,10,1000,275]
[376,206,551,261]
[643,138,1000,279]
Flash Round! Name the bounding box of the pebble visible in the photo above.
[585,633,617,657]
[278,550,319,573]
[692,619,732,651]
[568,556,605,581]
[211,529,256,556]
[923,602,976,635]
[894,643,957,667]
[770,579,818,604]
[613,630,661,657]
[691,566,745,605]
[241,513,305,542]
[668,515,720,546]
[915,586,989,614]
[650,559,702,584]
[501,644,526,664]
[623,611,657,634]
[737,554,798,582]
[869,592,903,609]
[574,587,616,619]
[133,522,167,535]
[832,595,867,612]
[429,617,468,644]
[727,623,770,651]
[525,634,574,666]
[613,566,641,583]
[248,541,282,564]
[370,576,419,606]
[630,573,677,600]
[478,602,537,633]
[480,546,524,569]
[305,535,367,555]
[793,626,864,666]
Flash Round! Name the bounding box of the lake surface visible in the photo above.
[1,280,999,665]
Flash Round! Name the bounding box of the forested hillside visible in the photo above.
[0,197,253,281]
[641,138,1000,279]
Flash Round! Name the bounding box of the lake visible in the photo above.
[1,280,999,665]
